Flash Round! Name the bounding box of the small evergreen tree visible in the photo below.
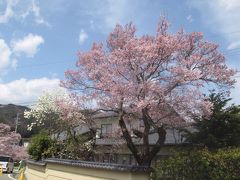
[183,92,240,149]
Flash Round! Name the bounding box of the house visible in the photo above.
[90,111,190,166]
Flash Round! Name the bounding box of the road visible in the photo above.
[0,174,15,180]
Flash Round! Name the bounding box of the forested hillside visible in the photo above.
[0,104,37,138]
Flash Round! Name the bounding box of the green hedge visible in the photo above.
[152,148,240,180]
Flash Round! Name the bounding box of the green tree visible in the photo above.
[58,131,95,160]
[183,92,240,149]
[28,131,55,160]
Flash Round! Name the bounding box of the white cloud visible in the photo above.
[10,58,18,70]
[0,77,62,104]
[0,34,44,77]
[231,76,240,105]
[0,39,19,76]
[186,15,194,23]
[189,0,240,50]
[79,29,88,45]
[0,0,18,23]
[104,0,128,29]
[0,0,49,26]
[28,0,50,26]
[227,41,240,50]
[85,0,131,32]
[0,39,12,74]
[11,33,44,57]
[89,20,94,29]
[189,0,240,104]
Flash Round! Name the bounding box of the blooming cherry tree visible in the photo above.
[0,123,28,160]
[62,17,235,166]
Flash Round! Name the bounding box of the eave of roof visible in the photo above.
[28,158,151,173]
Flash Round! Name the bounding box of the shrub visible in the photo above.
[28,131,55,161]
[55,132,95,161]
[152,148,240,180]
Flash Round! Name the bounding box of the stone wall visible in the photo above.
[26,158,150,180]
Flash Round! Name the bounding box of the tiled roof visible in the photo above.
[28,158,151,172]
[27,159,46,166]
[92,111,118,119]
[46,158,151,172]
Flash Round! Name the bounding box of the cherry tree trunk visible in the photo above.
[118,114,166,167]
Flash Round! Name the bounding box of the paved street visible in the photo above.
[0,174,15,180]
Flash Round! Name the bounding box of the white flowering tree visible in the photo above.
[25,91,59,133]
[24,90,86,134]
[24,90,96,160]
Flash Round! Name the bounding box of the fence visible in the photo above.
[26,158,150,180]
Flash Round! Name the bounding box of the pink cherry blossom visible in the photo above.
[0,123,28,160]
[62,17,236,166]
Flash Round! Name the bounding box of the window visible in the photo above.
[102,153,110,163]
[0,156,10,162]
[101,124,112,136]
[94,154,99,162]
[110,154,117,163]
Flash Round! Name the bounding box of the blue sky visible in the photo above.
[0,0,239,105]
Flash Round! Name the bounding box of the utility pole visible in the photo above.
[15,112,19,133]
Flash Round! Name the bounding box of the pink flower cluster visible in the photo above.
[62,17,235,128]
[0,123,28,160]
